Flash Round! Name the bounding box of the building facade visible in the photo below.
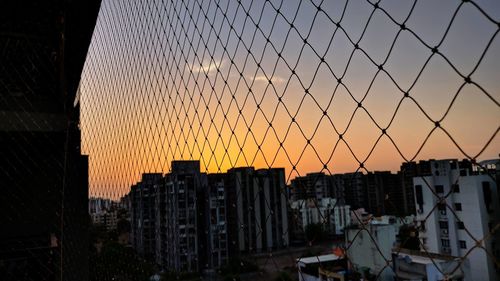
[290,197,350,236]
[163,161,206,272]
[227,167,289,253]
[130,173,162,262]
[413,159,500,281]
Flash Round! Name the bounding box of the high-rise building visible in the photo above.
[226,167,289,253]
[203,174,228,269]
[130,173,162,262]
[154,177,167,267]
[413,159,500,281]
[341,172,365,210]
[129,162,290,272]
[399,161,430,216]
[365,171,402,216]
[290,198,350,237]
[290,172,331,201]
[163,161,206,272]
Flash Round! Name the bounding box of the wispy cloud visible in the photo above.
[249,75,285,84]
[192,59,224,74]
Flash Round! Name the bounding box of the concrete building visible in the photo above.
[345,218,399,280]
[365,171,402,216]
[290,172,340,201]
[130,173,162,262]
[226,167,289,253]
[290,198,350,236]
[154,177,167,267]
[339,172,365,210]
[91,209,118,231]
[163,161,206,272]
[398,161,430,216]
[297,254,348,281]
[392,249,465,281]
[89,197,114,214]
[203,174,228,269]
[413,159,500,281]
[129,161,230,273]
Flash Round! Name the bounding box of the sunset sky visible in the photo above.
[80,0,499,199]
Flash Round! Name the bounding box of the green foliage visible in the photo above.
[90,242,155,281]
[398,225,420,250]
[89,222,155,281]
[274,271,292,281]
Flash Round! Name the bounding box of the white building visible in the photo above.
[297,254,347,281]
[346,216,412,280]
[413,159,500,281]
[290,197,350,235]
[393,249,465,281]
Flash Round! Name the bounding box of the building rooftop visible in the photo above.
[394,249,459,263]
[297,254,342,265]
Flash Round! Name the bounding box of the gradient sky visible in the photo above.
[79,0,499,199]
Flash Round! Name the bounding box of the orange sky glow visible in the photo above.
[80,0,499,199]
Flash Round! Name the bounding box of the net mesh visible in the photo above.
[6,0,499,280]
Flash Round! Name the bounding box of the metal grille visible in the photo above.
[78,0,499,280]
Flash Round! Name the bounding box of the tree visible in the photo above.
[398,225,419,250]
[274,271,292,281]
[305,223,327,242]
[90,242,155,281]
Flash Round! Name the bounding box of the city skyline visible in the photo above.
[80,0,499,199]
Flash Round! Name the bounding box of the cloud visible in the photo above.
[192,59,224,74]
[250,75,285,84]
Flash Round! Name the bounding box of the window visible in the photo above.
[453,184,460,193]
[415,185,424,212]
[441,239,450,247]
[483,182,492,213]
[435,185,444,193]
[457,221,465,229]
[439,221,448,229]
[438,203,446,211]
[460,240,467,249]
[455,203,462,211]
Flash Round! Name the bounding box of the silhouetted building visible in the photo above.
[163,161,206,272]
[0,1,100,280]
[291,172,330,200]
[365,171,401,216]
[130,173,162,262]
[203,174,228,269]
[154,178,167,267]
[399,161,431,216]
[341,172,365,210]
[226,167,289,253]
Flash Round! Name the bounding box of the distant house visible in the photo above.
[392,249,465,281]
[297,254,348,281]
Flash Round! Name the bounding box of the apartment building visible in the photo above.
[290,197,350,236]
[130,173,162,262]
[413,159,500,281]
[226,167,289,253]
